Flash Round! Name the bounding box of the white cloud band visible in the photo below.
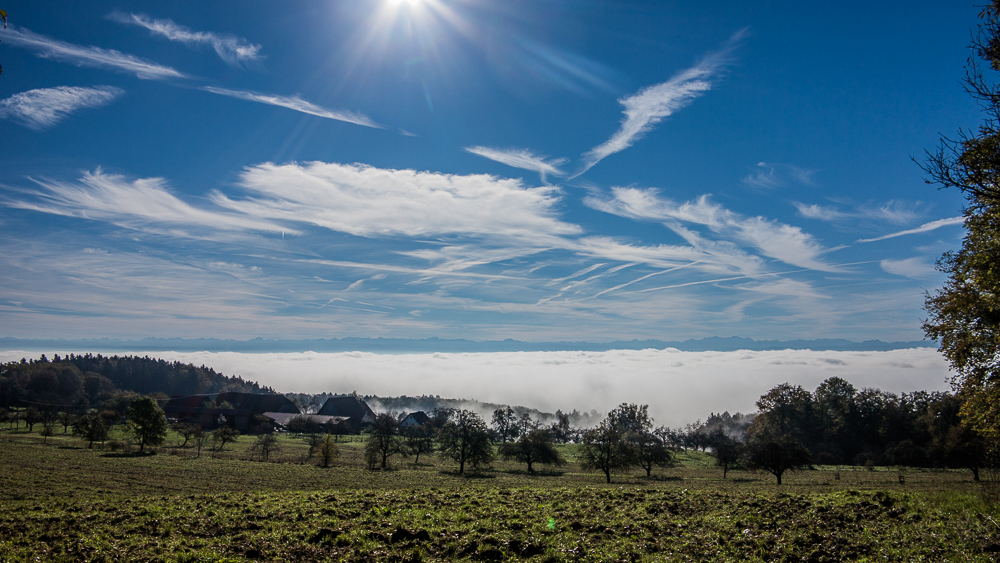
[0,85,123,130]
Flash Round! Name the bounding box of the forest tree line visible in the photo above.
[0,354,271,409]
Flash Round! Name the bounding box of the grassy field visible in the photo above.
[1,428,998,562]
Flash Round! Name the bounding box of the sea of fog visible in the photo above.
[0,348,952,427]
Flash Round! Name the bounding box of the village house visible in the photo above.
[399,411,431,429]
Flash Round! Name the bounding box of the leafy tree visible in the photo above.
[402,425,435,463]
[634,429,674,477]
[922,1,1000,446]
[126,397,168,453]
[579,419,632,483]
[211,426,239,452]
[429,406,455,429]
[549,410,574,443]
[436,409,493,473]
[499,429,565,472]
[710,431,744,479]
[365,412,404,470]
[171,422,200,447]
[319,434,339,467]
[248,433,281,462]
[23,406,42,432]
[743,431,812,485]
[72,412,108,448]
[491,406,518,443]
[286,415,324,434]
[40,422,54,444]
[57,411,75,434]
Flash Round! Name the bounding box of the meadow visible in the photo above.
[1,427,998,562]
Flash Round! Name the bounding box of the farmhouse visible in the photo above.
[163,391,299,432]
[316,394,376,431]
[399,411,431,428]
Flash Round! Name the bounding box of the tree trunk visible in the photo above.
[775,471,782,485]
[604,469,611,483]
[972,467,980,482]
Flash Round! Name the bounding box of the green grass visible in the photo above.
[1,429,998,562]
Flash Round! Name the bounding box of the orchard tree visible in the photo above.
[248,433,281,462]
[922,0,1000,445]
[365,412,404,470]
[73,412,108,448]
[402,425,435,463]
[436,409,493,473]
[743,431,811,485]
[580,419,632,483]
[491,406,518,443]
[126,397,168,453]
[498,428,565,473]
[710,430,744,479]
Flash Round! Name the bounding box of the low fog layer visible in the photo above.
[0,347,950,427]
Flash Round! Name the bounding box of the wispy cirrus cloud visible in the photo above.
[213,161,582,239]
[586,187,838,272]
[795,200,920,225]
[856,216,965,243]
[108,12,262,67]
[575,29,747,177]
[0,86,123,130]
[465,146,567,183]
[202,87,381,128]
[3,27,187,80]
[880,257,938,279]
[742,162,817,190]
[4,168,288,234]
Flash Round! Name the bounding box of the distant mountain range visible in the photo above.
[0,336,937,353]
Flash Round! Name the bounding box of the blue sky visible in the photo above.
[0,1,983,343]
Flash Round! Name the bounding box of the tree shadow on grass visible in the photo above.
[648,475,683,482]
[100,450,158,458]
[439,470,496,479]
[501,469,566,477]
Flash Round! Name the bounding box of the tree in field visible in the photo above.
[319,434,339,467]
[436,409,493,473]
[709,430,744,479]
[922,1,1000,448]
[57,411,75,434]
[73,412,108,448]
[499,428,566,472]
[402,425,435,463]
[491,406,518,443]
[126,396,168,453]
[579,418,632,483]
[40,422,54,443]
[171,422,201,447]
[23,406,42,432]
[580,403,666,482]
[365,412,404,470]
[743,431,812,485]
[634,429,674,477]
[248,433,281,462]
[211,426,239,452]
[429,406,455,429]
[549,410,574,443]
